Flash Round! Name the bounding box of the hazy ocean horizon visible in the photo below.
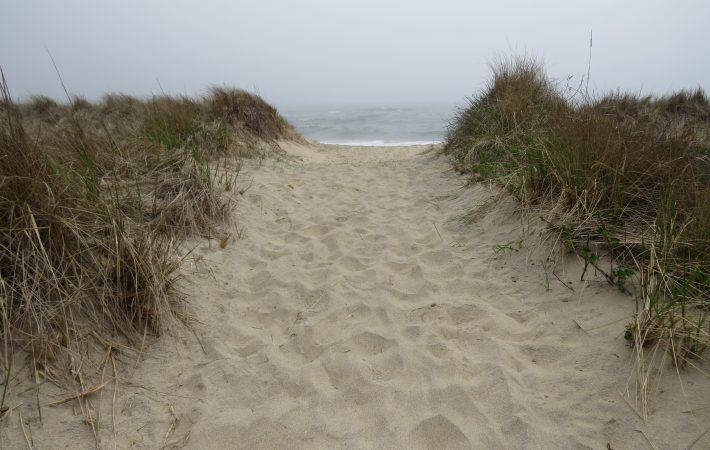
[281,104,456,146]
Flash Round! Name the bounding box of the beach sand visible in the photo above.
[7,143,710,448]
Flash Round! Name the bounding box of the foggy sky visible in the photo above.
[1,1,708,108]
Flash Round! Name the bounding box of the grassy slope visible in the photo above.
[0,81,298,408]
[445,57,710,364]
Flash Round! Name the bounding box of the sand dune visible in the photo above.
[9,143,710,448]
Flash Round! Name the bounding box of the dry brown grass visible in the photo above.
[0,75,298,423]
[445,56,710,413]
[203,86,297,140]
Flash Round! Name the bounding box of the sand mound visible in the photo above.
[6,143,709,448]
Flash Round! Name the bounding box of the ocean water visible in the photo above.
[281,104,456,146]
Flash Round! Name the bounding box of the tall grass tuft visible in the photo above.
[0,78,182,396]
[445,56,710,382]
[0,76,298,419]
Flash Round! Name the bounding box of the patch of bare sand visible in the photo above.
[5,142,709,449]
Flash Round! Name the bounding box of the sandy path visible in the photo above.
[14,143,709,448]
[155,142,707,449]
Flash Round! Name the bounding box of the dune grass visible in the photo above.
[0,77,296,414]
[445,56,710,377]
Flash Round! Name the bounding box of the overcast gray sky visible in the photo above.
[1,1,708,108]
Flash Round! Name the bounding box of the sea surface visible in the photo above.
[280,103,456,146]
